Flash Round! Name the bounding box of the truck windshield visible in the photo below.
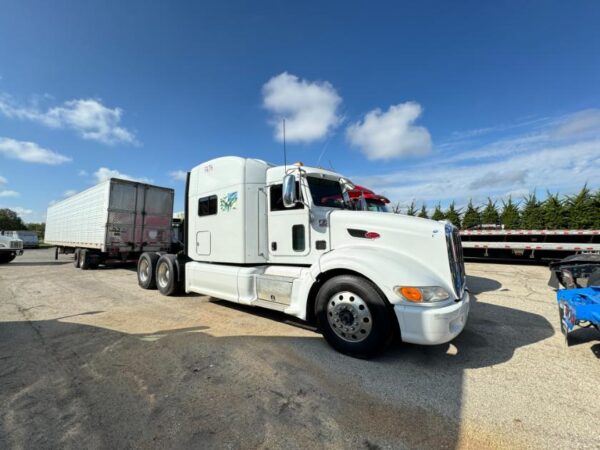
[366,201,389,212]
[307,177,346,209]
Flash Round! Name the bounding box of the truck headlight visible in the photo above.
[394,286,451,303]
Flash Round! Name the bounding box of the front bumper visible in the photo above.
[394,290,470,345]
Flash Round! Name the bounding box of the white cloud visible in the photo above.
[63,189,77,198]
[168,170,187,181]
[8,206,33,217]
[553,109,600,138]
[0,175,7,185]
[0,190,19,198]
[262,72,342,143]
[94,167,152,184]
[353,139,600,208]
[346,102,432,160]
[78,169,88,176]
[0,94,138,145]
[0,137,71,165]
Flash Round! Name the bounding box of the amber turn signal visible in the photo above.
[399,287,423,302]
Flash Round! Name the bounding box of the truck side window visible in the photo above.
[292,224,305,252]
[198,195,217,216]
[270,184,304,211]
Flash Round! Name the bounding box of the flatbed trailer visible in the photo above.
[460,229,600,261]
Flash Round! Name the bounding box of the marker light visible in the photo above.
[365,231,380,239]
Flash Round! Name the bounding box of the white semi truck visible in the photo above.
[137,157,470,357]
[0,233,23,263]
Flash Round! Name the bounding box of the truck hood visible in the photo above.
[327,210,460,297]
[0,235,23,249]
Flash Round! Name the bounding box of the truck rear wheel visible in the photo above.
[79,249,90,270]
[156,254,180,296]
[315,274,394,358]
[73,249,81,268]
[138,252,160,289]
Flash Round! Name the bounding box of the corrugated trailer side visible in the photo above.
[45,181,110,250]
[46,178,174,269]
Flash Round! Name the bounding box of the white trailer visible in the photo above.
[136,157,470,357]
[45,178,174,269]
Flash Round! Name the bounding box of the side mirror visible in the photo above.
[340,177,356,192]
[282,174,298,208]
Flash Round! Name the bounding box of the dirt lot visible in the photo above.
[0,248,598,449]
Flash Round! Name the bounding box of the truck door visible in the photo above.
[267,183,310,258]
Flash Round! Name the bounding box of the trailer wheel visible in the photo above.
[315,274,394,358]
[156,254,180,296]
[73,249,81,268]
[79,249,90,270]
[138,252,159,289]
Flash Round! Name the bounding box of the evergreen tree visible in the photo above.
[542,192,566,229]
[0,208,26,230]
[521,192,544,229]
[565,185,594,229]
[462,200,481,229]
[592,189,600,229]
[444,202,461,228]
[501,196,521,229]
[481,198,499,225]
[418,204,429,219]
[391,202,402,214]
[406,200,417,216]
[431,203,445,221]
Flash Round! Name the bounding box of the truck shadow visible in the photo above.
[466,274,502,293]
[6,261,72,267]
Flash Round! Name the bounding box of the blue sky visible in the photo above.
[1,0,599,221]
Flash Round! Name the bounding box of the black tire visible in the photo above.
[138,252,160,289]
[315,274,395,358]
[88,253,101,270]
[0,253,16,264]
[79,249,90,270]
[588,268,600,287]
[155,254,180,296]
[73,249,81,268]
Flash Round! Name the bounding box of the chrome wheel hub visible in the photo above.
[157,262,170,288]
[327,291,373,342]
[139,259,150,283]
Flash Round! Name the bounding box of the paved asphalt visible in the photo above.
[0,249,598,449]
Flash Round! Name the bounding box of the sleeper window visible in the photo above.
[198,195,218,216]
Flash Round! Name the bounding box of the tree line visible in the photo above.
[0,209,45,237]
[394,185,600,230]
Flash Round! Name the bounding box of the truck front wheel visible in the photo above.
[138,252,160,289]
[315,275,394,358]
[156,254,180,296]
[0,253,16,264]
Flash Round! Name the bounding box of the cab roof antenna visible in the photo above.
[282,118,287,173]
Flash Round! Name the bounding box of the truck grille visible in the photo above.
[446,225,466,297]
[10,240,23,249]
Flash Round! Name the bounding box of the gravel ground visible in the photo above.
[0,248,598,449]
